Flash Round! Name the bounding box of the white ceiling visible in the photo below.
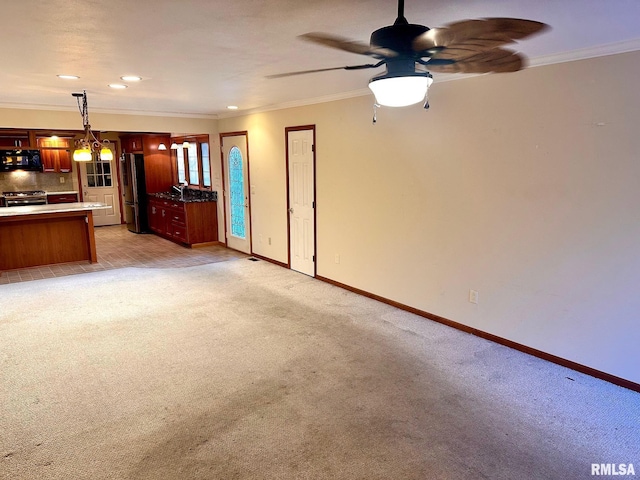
[1,0,640,118]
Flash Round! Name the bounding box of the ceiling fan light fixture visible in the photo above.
[368,73,433,107]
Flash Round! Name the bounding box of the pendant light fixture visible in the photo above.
[71,90,113,162]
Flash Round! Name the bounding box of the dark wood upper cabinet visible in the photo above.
[120,134,173,194]
[0,130,32,148]
[121,135,144,153]
[37,136,72,173]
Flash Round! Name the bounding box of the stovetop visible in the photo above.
[3,190,46,197]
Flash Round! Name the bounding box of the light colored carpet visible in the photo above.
[1,259,638,479]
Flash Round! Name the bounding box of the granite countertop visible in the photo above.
[151,190,218,203]
[0,202,108,218]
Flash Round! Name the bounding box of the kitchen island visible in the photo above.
[0,202,108,271]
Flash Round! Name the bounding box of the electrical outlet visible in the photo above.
[335,254,340,264]
[469,289,479,304]
[59,176,65,184]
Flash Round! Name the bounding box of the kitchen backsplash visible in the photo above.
[0,171,77,193]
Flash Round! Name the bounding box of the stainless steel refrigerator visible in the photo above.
[121,153,148,233]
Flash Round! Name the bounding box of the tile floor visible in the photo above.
[0,224,248,284]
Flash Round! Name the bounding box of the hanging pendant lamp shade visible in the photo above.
[73,146,92,162]
[100,146,114,161]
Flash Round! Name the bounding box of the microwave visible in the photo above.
[0,149,43,172]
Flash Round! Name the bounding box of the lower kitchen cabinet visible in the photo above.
[47,192,79,204]
[148,196,218,247]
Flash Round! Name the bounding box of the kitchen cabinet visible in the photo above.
[40,149,72,172]
[0,204,102,270]
[120,135,144,153]
[37,137,72,173]
[47,192,79,204]
[120,134,172,193]
[148,196,218,247]
[0,130,32,148]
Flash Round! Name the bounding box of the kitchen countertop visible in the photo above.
[0,202,108,217]
[151,190,218,203]
[46,190,79,195]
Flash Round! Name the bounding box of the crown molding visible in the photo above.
[0,102,218,120]
[217,88,373,118]
[528,37,640,68]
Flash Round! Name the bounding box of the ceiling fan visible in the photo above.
[268,0,549,108]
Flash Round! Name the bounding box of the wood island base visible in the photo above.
[0,210,97,271]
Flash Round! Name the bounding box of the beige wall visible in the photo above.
[219,50,640,385]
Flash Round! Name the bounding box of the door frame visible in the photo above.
[285,125,317,276]
[219,131,252,253]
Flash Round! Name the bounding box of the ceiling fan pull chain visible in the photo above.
[372,103,380,124]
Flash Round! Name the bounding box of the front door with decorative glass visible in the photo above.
[221,134,251,254]
[79,146,121,226]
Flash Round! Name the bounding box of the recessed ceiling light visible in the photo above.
[57,75,79,80]
[108,84,128,89]
[120,75,142,82]
[227,105,239,110]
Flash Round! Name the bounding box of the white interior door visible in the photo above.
[79,147,121,227]
[287,128,315,276]
[222,134,251,254]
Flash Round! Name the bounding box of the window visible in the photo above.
[176,147,186,184]
[172,135,211,189]
[201,142,211,188]
[187,143,199,185]
[86,154,113,187]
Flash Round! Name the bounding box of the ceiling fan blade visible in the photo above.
[266,63,383,79]
[413,18,549,54]
[300,32,398,58]
[427,49,525,74]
